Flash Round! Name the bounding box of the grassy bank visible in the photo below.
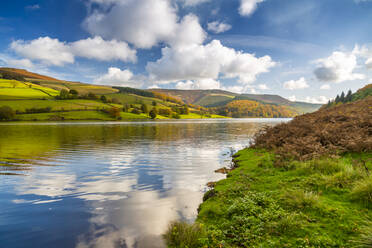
[165,149,371,247]
[165,96,372,247]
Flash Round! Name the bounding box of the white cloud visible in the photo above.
[71,36,137,63]
[288,95,296,102]
[168,14,206,49]
[314,50,365,83]
[181,0,210,6]
[207,21,232,34]
[10,36,137,66]
[10,37,74,66]
[147,40,275,85]
[84,0,178,49]
[304,96,328,104]
[320,84,331,90]
[94,67,142,87]
[283,77,309,90]
[7,58,35,70]
[176,79,221,90]
[239,0,265,17]
[257,84,269,90]
[287,95,328,104]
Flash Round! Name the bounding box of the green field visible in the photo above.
[106,93,171,107]
[15,111,149,121]
[180,113,227,119]
[0,99,116,112]
[0,79,59,99]
[194,94,234,107]
[0,77,230,121]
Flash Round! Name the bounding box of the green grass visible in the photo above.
[0,79,29,88]
[0,88,55,99]
[16,111,149,121]
[106,93,171,107]
[179,113,228,119]
[0,79,59,99]
[194,94,234,107]
[166,149,372,247]
[0,99,115,112]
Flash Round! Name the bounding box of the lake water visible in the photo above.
[0,119,289,248]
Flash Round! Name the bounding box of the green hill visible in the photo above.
[0,68,227,121]
[151,89,321,115]
[0,68,321,121]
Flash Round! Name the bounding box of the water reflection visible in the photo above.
[0,119,289,248]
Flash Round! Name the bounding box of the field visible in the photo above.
[0,79,59,99]
[106,93,171,107]
[180,113,227,119]
[15,111,149,121]
[0,99,116,112]
[194,94,234,107]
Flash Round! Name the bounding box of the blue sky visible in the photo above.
[1,0,372,103]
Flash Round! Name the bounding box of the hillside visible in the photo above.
[165,90,372,248]
[325,83,372,108]
[0,68,227,121]
[0,68,320,121]
[0,68,61,81]
[150,89,321,114]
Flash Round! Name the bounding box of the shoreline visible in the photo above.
[165,148,372,247]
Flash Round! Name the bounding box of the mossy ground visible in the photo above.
[165,149,372,248]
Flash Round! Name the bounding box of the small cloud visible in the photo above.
[257,84,269,90]
[94,67,142,88]
[320,84,331,90]
[239,0,265,17]
[288,95,296,102]
[304,96,329,104]
[26,4,40,10]
[207,21,232,34]
[283,77,309,90]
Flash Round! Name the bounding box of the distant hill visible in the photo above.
[150,89,321,114]
[0,68,323,120]
[150,89,237,105]
[0,68,60,81]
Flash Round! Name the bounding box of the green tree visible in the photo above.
[59,89,70,100]
[152,101,157,106]
[100,95,108,103]
[340,91,345,103]
[123,104,130,112]
[108,107,121,119]
[0,106,15,120]
[346,90,352,102]
[141,104,148,114]
[335,94,340,103]
[149,108,157,119]
[69,89,79,95]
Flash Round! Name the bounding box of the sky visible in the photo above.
[0,0,372,103]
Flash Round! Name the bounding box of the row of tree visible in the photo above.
[326,90,353,107]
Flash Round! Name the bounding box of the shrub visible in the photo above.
[281,190,319,210]
[69,89,79,95]
[163,222,206,248]
[149,108,157,119]
[351,176,372,207]
[0,106,15,120]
